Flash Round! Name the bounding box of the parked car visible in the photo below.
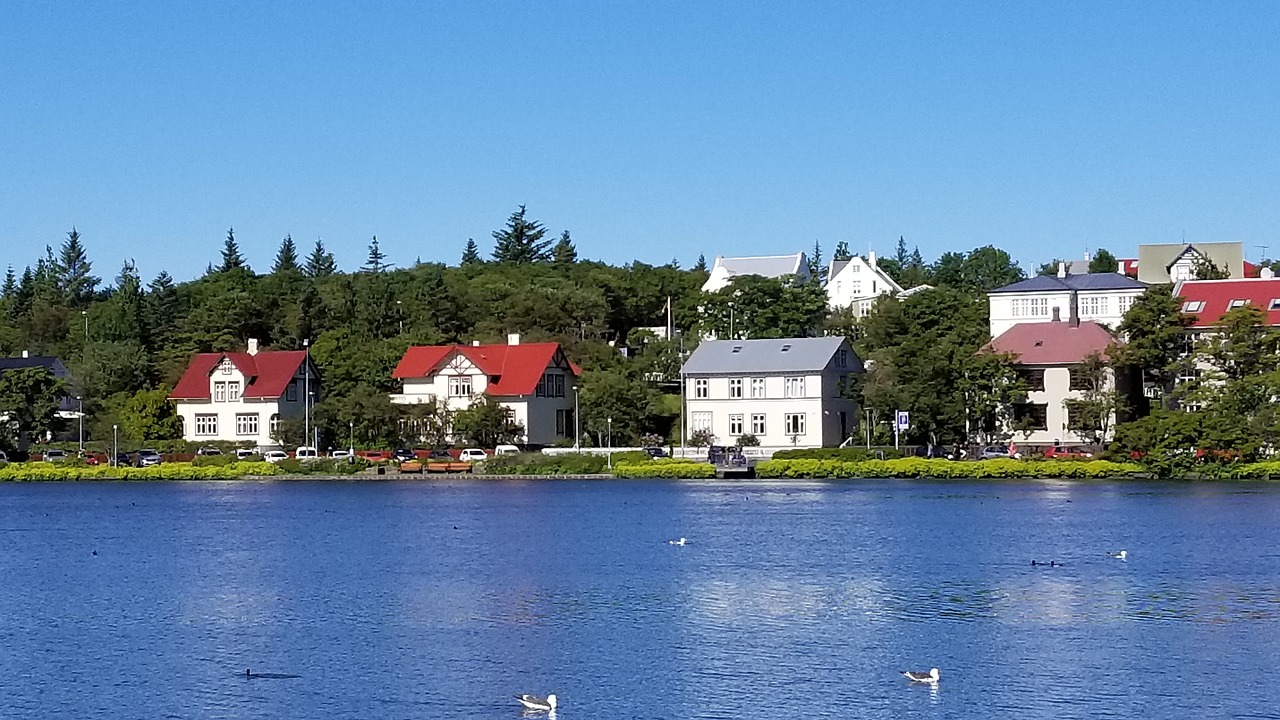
[1043,445,1094,459]
[295,446,320,461]
[494,444,521,456]
[235,448,258,459]
[137,449,163,467]
[357,450,392,463]
[330,450,353,461]
[392,449,417,463]
[83,452,103,466]
[0,450,7,463]
[196,447,222,456]
[459,448,488,462]
[643,446,670,458]
[43,449,69,462]
[263,450,289,463]
[979,446,1016,460]
[114,452,133,466]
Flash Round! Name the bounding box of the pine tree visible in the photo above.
[461,239,482,265]
[144,271,179,350]
[491,205,551,263]
[833,242,852,261]
[809,240,824,277]
[305,238,337,278]
[552,230,578,266]
[219,228,247,273]
[693,254,708,273]
[57,227,99,306]
[272,234,302,275]
[895,235,909,266]
[362,235,389,273]
[1,266,15,299]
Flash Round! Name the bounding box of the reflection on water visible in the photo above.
[0,479,1279,719]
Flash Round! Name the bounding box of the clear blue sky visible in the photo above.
[3,1,1279,282]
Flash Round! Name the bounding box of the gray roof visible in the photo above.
[713,253,808,279]
[681,337,862,375]
[988,273,1146,294]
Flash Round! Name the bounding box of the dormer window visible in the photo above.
[1182,301,1205,313]
[1228,299,1250,309]
[781,344,792,352]
[731,345,743,353]
[1270,299,1280,311]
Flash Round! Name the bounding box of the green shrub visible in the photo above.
[770,447,905,461]
[609,451,655,465]
[481,452,609,475]
[754,458,1144,480]
[613,462,716,479]
[0,461,281,481]
[193,455,235,467]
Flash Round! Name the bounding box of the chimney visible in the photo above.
[1057,261,1067,278]
[22,350,29,359]
[868,250,877,267]
[507,333,521,346]
[1052,307,1061,322]
[247,338,259,356]
[1069,291,1080,328]
[472,340,481,346]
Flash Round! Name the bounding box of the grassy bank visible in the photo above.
[753,457,1144,479]
[0,461,282,481]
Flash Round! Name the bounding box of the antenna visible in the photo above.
[1259,245,1270,262]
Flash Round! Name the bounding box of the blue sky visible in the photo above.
[3,2,1279,282]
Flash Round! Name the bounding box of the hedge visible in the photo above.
[480,452,610,475]
[613,461,717,479]
[754,458,1145,480]
[770,447,906,461]
[0,461,281,482]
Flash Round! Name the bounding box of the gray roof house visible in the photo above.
[681,337,862,450]
[701,253,811,293]
[0,353,78,413]
[1136,242,1248,284]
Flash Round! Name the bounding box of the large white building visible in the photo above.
[169,339,316,447]
[390,334,580,447]
[701,253,811,293]
[987,265,1147,338]
[824,251,910,316]
[680,337,862,450]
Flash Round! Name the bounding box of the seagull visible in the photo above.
[901,668,940,684]
[668,537,689,546]
[516,694,557,712]
[1109,550,1128,560]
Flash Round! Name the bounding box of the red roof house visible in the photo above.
[1173,277,1280,328]
[986,320,1117,365]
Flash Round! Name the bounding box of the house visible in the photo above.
[986,318,1120,447]
[0,352,78,416]
[987,265,1147,338]
[170,339,316,447]
[701,253,811,293]
[1135,242,1256,284]
[1172,273,1280,329]
[390,334,580,446]
[824,251,904,316]
[680,337,863,450]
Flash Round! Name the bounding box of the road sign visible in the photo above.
[896,410,910,430]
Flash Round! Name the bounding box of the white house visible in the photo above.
[987,265,1147,338]
[680,337,863,450]
[390,334,580,447]
[169,339,317,447]
[986,319,1120,447]
[701,253,811,293]
[824,251,905,316]
[1136,241,1254,284]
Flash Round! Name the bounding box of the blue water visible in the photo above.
[1,479,1279,719]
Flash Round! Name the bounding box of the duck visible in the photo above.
[901,668,940,684]
[1108,549,1128,560]
[668,537,689,546]
[515,693,557,712]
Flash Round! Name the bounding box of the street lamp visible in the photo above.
[303,338,311,451]
[349,420,354,459]
[572,385,580,451]
[607,416,613,470]
[112,424,118,468]
[396,300,403,334]
[81,311,88,341]
[76,396,83,455]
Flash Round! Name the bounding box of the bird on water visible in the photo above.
[515,693,558,712]
[902,668,940,684]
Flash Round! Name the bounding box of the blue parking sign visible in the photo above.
[896,411,910,430]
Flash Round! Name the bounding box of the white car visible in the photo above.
[263,451,289,464]
[330,450,353,461]
[459,448,488,462]
[295,446,320,461]
[235,448,258,459]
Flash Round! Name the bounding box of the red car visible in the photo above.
[1043,446,1094,460]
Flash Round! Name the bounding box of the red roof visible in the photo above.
[1173,277,1280,327]
[169,350,308,400]
[1119,258,1139,277]
[987,321,1117,365]
[392,342,579,396]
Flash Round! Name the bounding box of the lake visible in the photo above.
[1,478,1278,719]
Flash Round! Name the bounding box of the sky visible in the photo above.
[3,1,1280,284]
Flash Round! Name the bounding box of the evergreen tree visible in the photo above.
[1,266,15,299]
[1037,260,1064,276]
[808,240,824,277]
[491,205,551,263]
[143,271,180,352]
[272,234,302,275]
[461,238,482,265]
[362,236,389,273]
[833,242,853,261]
[305,238,337,278]
[219,228,247,273]
[693,254,708,273]
[1088,248,1119,274]
[552,230,578,266]
[57,228,99,306]
[894,235,909,266]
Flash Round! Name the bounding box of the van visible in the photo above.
[459,448,488,462]
[494,444,521,456]
[295,446,320,461]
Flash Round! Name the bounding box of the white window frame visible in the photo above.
[236,413,259,436]
[214,381,226,402]
[784,413,806,436]
[694,378,708,399]
[449,375,473,398]
[751,413,766,435]
[691,411,713,434]
[195,414,218,436]
[750,378,766,398]
[784,377,806,398]
[729,414,744,436]
[228,381,241,402]
[729,378,743,399]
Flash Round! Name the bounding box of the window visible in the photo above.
[691,411,713,434]
[750,378,766,398]
[1229,299,1250,309]
[851,281,862,296]
[1018,369,1046,392]
[784,413,806,436]
[214,382,226,402]
[1065,401,1101,432]
[220,363,232,375]
[449,376,472,397]
[729,414,744,436]
[556,409,573,437]
[236,413,259,436]
[751,413,766,435]
[836,349,849,368]
[1080,295,1110,317]
[535,373,566,398]
[729,378,743,398]
[1069,367,1094,391]
[1012,403,1048,431]
[536,375,547,397]
[1181,300,1205,313]
[227,382,241,402]
[195,414,218,436]
[285,382,298,402]
[554,374,565,398]
[270,414,279,436]
[1011,297,1049,318]
[1118,296,1137,314]
[694,378,708,399]
[1270,299,1280,311]
[731,345,743,354]
[784,377,806,398]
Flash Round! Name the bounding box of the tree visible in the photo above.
[219,228,248,273]
[1193,255,1231,280]
[1,266,15,299]
[1113,286,1196,410]
[808,240,824,278]
[1063,352,1124,445]
[552,230,578,266]
[832,242,852,262]
[314,384,407,449]
[118,388,183,442]
[692,254,708,272]
[461,238,482,266]
[362,236,390,273]
[698,274,828,339]
[56,228,99,306]
[579,366,661,445]
[272,235,302,276]
[0,367,68,451]
[1037,260,1064,277]
[453,395,524,446]
[305,238,337,278]
[491,206,551,263]
[1089,249,1119,274]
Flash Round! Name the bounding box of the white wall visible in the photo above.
[175,359,312,447]
[1012,365,1116,446]
[989,289,1144,338]
[684,371,858,449]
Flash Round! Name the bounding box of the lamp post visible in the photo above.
[607,416,613,470]
[396,300,403,334]
[81,311,88,341]
[728,303,734,339]
[112,424,118,468]
[572,385,580,450]
[349,420,355,460]
[76,396,83,455]
[303,338,311,451]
